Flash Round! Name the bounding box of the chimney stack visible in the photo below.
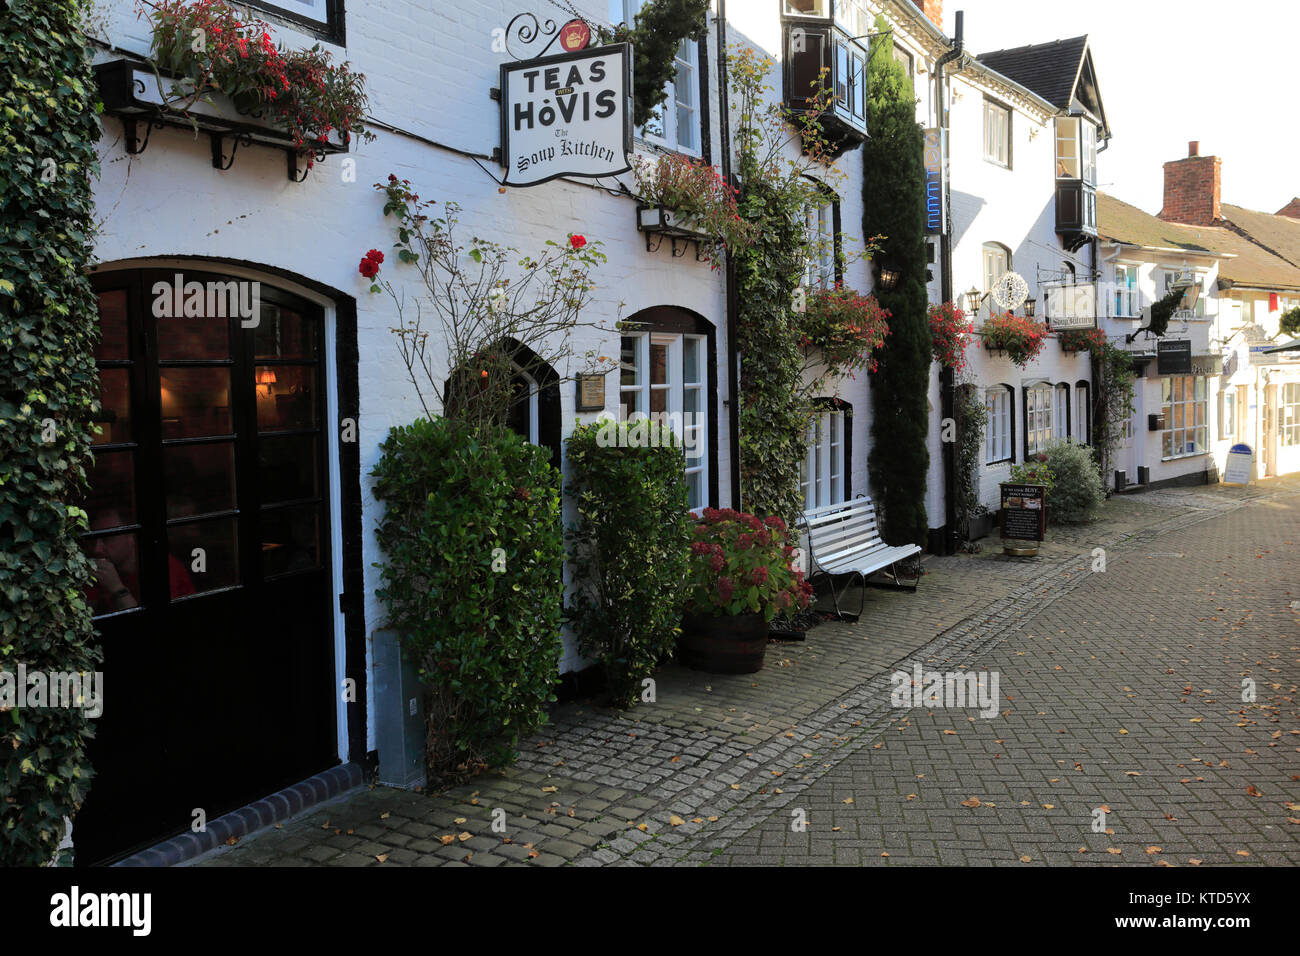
[919,0,944,30]
[1159,142,1222,227]
[1278,198,1300,219]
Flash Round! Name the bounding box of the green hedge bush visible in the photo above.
[566,420,692,708]
[1,0,103,866]
[1042,439,1104,523]
[371,418,563,781]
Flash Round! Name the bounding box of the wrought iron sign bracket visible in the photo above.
[210,131,254,171]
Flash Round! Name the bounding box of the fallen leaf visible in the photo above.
[1236,850,1251,857]
[636,823,649,832]
[1118,729,1128,735]
[906,793,917,801]
[541,786,558,793]
[880,852,890,857]
[439,835,455,845]
[960,797,982,808]
[1042,804,1054,810]
[1020,855,1032,863]
[1125,771,1141,776]
[454,817,467,824]
[1146,846,1162,855]
[1188,858,1203,865]
[1107,848,1123,855]
[457,832,472,842]
[843,797,855,805]
[707,816,719,822]
[1246,784,1261,797]
[224,836,239,846]
[380,811,391,820]
[670,756,681,763]
[669,815,685,826]
[1189,717,1203,723]
[375,853,388,863]
[1099,805,1111,813]
[527,850,539,859]
[943,730,957,735]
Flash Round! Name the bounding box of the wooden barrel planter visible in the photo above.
[678,612,768,674]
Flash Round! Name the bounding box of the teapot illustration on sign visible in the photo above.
[559,19,591,52]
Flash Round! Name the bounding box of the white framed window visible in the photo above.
[834,0,869,36]
[619,331,708,510]
[611,1,702,156]
[1114,263,1138,317]
[1026,383,1053,456]
[983,100,1010,167]
[985,387,1011,463]
[1161,375,1208,459]
[1074,384,1089,444]
[801,407,846,509]
[1054,117,1097,184]
[1054,383,1070,440]
[982,243,1010,296]
[1219,389,1235,441]
[250,0,334,34]
[805,199,836,289]
[784,0,829,14]
[1282,383,1300,446]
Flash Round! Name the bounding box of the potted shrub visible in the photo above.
[633,153,755,260]
[679,509,813,674]
[981,311,1048,368]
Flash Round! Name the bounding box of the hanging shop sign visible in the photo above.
[922,128,947,235]
[499,43,632,187]
[1222,443,1253,485]
[1044,282,1097,330]
[1157,338,1192,375]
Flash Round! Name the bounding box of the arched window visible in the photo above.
[1054,382,1071,440]
[444,338,561,469]
[1074,380,1091,444]
[801,397,852,510]
[982,243,1012,297]
[1024,381,1053,457]
[984,384,1014,464]
[618,306,718,511]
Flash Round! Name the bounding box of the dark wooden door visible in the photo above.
[75,269,337,864]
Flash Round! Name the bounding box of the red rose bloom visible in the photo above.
[365,249,384,264]
[569,234,587,250]
[358,258,379,278]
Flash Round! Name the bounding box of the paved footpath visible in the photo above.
[192,477,1300,867]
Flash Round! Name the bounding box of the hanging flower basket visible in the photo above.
[800,285,891,375]
[1058,327,1107,354]
[632,154,756,259]
[980,311,1048,368]
[928,301,973,372]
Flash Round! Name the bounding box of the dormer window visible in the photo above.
[781,0,868,158]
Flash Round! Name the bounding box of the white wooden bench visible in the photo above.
[799,496,921,621]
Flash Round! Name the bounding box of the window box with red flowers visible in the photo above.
[1058,327,1107,354]
[632,154,756,261]
[678,509,812,674]
[95,0,374,180]
[928,301,973,373]
[980,311,1048,368]
[799,285,891,377]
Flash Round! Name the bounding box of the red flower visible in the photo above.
[715,576,735,603]
[691,541,712,556]
[708,553,725,573]
[736,533,753,550]
[764,515,787,531]
[358,258,378,278]
[749,566,769,586]
[365,249,384,264]
[569,234,587,250]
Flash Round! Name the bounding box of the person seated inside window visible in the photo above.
[85,507,196,614]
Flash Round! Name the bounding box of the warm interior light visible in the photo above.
[256,369,278,385]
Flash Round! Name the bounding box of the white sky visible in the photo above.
[940,0,1300,216]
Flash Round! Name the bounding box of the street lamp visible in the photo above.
[876,264,901,293]
[1023,298,1037,318]
[962,286,984,314]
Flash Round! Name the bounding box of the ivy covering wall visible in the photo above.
[863,18,931,547]
[0,0,103,865]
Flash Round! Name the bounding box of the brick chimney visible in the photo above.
[918,0,943,29]
[1159,141,1222,226]
[1278,197,1300,219]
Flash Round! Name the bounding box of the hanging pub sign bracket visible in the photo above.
[497,17,632,189]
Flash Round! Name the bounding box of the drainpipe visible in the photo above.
[718,0,741,509]
[935,12,963,554]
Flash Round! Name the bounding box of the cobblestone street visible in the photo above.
[191,477,1300,868]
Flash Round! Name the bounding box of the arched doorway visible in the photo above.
[74,266,341,863]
